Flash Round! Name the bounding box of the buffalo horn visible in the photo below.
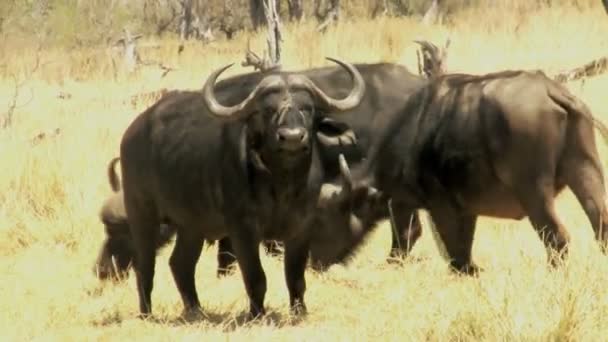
[202,63,283,120]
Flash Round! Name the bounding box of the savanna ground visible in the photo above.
[2,1,608,341]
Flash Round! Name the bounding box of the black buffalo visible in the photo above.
[92,157,285,281]
[93,157,176,280]
[211,62,429,271]
[119,58,366,318]
[320,70,608,274]
[93,62,431,281]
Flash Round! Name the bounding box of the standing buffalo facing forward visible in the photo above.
[319,70,608,274]
[92,156,288,281]
[209,61,430,272]
[92,62,430,281]
[120,58,365,318]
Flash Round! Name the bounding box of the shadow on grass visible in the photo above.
[92,306,305,331]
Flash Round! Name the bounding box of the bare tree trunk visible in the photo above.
[603,0,608,15]
[371,0,389,18]
[422,0,443,26]
[287,0,303,21]
[316,0,340,32]
[179,0,193,41]
[263,0,282,67]
[250,0,266,30]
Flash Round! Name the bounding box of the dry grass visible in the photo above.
[2,2,608,341]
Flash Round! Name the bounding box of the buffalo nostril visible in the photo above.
[278,128,306,142]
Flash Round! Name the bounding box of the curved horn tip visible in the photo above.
[338,154,353,184]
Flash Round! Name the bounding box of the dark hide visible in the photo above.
[322,70,608,275]
[95,63,430,280]
[120,60,365,318]
[92,156,287,281]
[93,157,176,281]
[212,63,429,271]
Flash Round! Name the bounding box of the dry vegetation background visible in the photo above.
[1,0,608,340]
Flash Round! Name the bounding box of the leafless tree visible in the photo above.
[371,0,390,18]
[315,0,340,32]
[2,45,41,129]
[250,0,264,30]
[287,0,304,21]
[422,0,443,25]
[263,0,282,68]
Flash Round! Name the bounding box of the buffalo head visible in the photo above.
[202,58,365,169]
[311,155,388,270]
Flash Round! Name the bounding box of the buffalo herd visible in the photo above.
[92,52,608,319]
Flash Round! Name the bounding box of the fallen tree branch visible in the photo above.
[241,40,279,72]
[553,56,608,83]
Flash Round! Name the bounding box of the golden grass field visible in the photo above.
[1,2,608,341]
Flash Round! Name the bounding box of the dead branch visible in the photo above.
[241,40,279,72]
[414,38,450,79]
[316,0,340,33]
[2,45,41,129]
[422,0,443,26]
[110,28,177,79]
[553,57,608,83]
[155,3,180,36]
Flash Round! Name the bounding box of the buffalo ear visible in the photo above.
[316,118,358,148]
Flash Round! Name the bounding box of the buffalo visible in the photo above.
[94,157,176,280]
[93,157,287,281]
[93,61,432,282]
[119,58,366,318]
[320,69,608,274]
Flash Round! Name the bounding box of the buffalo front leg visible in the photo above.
[428,202,480,275]
[217,237,237,277]
[169,229,204,316]
[228,226,267,318]
[283,238,310,316]
[388,200,422,260]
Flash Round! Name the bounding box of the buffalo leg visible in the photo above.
[283,238,310,315]
[125,207,160,317]
[388,200,422,259]
[217,237,237,277]
[428,202,480,275]
[229,228,267,318]
[565,160,608,252]
[514,179,570,266]
[94,236,133,281]
[169,229,204,315]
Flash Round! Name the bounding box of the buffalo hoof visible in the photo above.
[181,307,207,322]
[449,261,483,276]
[137,312,153,320]
[248,305,266,321]
[387,253,424,265]
[290,302,308,316]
